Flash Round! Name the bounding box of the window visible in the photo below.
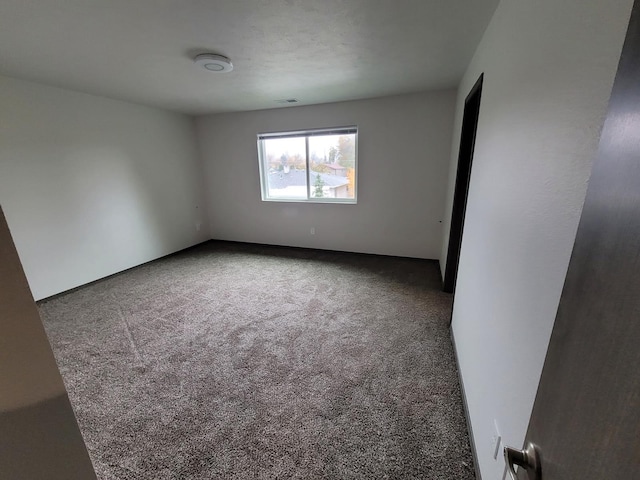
[257,126,357,203]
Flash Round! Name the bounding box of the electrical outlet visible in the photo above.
[491,419,502,460]
[195,221,202,232]
[310,227,315,235]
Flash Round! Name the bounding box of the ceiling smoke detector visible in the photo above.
[194,53,233,73]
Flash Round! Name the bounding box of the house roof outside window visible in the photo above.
[268,170,349,189]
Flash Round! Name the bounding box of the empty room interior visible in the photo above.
[1,1,639,479]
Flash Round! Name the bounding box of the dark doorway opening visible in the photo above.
[443,74,483,294]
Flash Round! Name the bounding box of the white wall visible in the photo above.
[440,0,634,478]
[196,92,456,259]
[0,75,208,300]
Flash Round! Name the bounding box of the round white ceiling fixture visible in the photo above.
[194,53,233,73]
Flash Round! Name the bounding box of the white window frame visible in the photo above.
[257,126,358,204]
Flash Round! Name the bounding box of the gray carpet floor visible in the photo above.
[39,241,475,479]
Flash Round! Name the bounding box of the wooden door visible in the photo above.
[510,3,640,479]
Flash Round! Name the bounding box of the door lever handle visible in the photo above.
[504,442,542,480]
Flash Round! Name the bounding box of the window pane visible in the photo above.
[308,134,356,199]
[257,127,357,203]
[262,137,307,199]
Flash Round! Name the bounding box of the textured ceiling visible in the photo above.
[0,0,499,115]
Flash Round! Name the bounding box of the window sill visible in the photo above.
[260,198,357,205]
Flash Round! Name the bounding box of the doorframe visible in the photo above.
[443,74,484,295]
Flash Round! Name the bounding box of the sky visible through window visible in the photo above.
[262,135,340,160]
